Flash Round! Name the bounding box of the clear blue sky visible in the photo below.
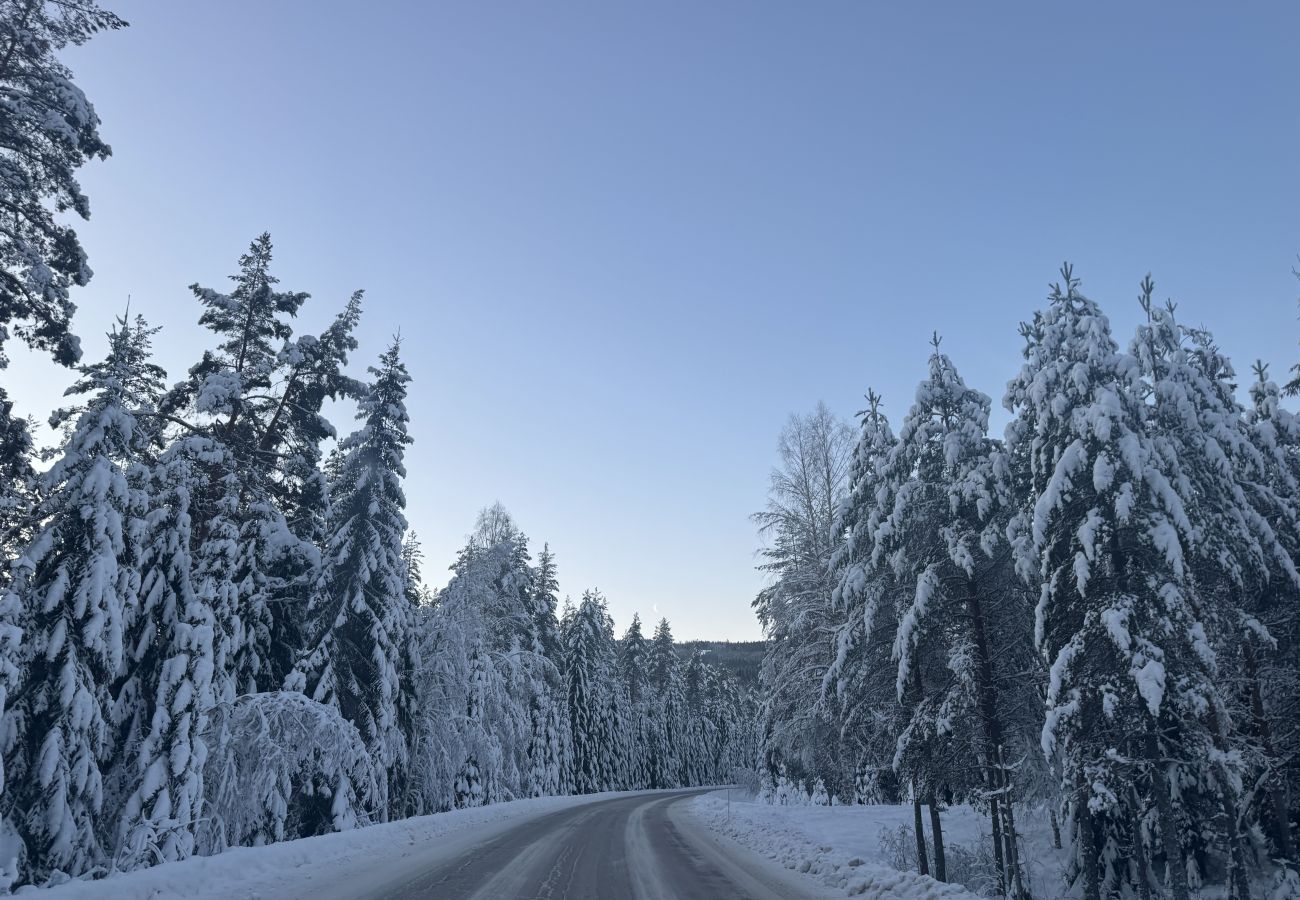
[9,1,1300,640]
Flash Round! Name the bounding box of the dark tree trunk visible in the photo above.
[997,745,1028,899]
[965,579,1027,896]
[928,794,947,882]
[906,663,936,880]
[913,787,930,877]
[990,778,1008,895]
[1146,730,1189,900]
[1245,639,1295,865]
[1078,785,1102,900]
[1206,704,1253,900]
[1220,787,1252,900]
[1129,787,1153,900]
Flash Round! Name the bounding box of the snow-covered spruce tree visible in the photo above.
[713,664,754,781]
[271,290,363,536]
[526,544,568,797]
[1263,262,1300,862]
[1130,287,1300,893]
[410,611,511,812]
[1244,363,1300,867]
[532,682,572,798]
[456,650,495,808]
[619,613,650,708]
[826,390,905,807]
[408,517,541,812]
[0,315,161,884]
[450,504,543,656]
[262,292,365,670]
[161,237,363,696]
[289,339,416,822]
[0,392,35,578]
[114,439,214,870]
[830,388,949,875]
[194,456,246,710]
[689,659,745,784]
[407,599,472,813]
[563,591,623,793]
[458,509,567,800]
[606,662,633,791]
[400,532,434,607]
[530,544,563,661]
[95,316,175,814]
[1004,267,1224,900]
[721,670,761,777]
[649,616,677,694]
[752,403,855,800]
[618,613,652,789]
[646,617,685,788]
[681,652,719,786]
[873,338,1035,892]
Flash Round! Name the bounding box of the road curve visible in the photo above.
[357,789,817,900]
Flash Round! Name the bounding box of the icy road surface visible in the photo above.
[347,788,820,900]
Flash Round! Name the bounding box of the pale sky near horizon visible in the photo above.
[8,1,1300,640]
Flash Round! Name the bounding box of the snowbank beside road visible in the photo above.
[687,791,1057,899]
[34,791,649,900]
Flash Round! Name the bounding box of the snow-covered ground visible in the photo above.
[30,791,654,900]
[687,791,1069,899]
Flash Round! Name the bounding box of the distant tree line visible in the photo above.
[675,640,764,689]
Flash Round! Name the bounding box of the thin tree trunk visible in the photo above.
[996,745,1028,899]
[913,786,930,877]
[1078,784,1102,900]
[1132,823,1154,900]
[1206,704,1253,900]
[1003,800,1027,897]
[1146,731,1189,900]
[906,664,936,880]
[928,794,947,882]
[1050,807,1062,850]
[1221,787,1252,900]
[990,779,1008,896]
[1245,639,1295,864]
[1129,787,1153,900]
[966,581,1026,896]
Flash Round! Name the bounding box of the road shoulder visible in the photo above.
[683,790,982,899]
[666,791,837,899]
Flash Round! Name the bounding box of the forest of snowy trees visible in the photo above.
[0,3,756,889]
[10,2,1300,899]
[754,273,1300,899]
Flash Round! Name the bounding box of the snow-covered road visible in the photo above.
[38,788,824,899]
[346,788,821,900]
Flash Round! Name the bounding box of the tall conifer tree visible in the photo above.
[290,340,416,820]
[1,316,160,883]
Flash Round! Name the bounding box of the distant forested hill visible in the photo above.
[677,641,765,689]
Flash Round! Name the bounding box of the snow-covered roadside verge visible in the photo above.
[32,791,654,900]
[687,792,998,899]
